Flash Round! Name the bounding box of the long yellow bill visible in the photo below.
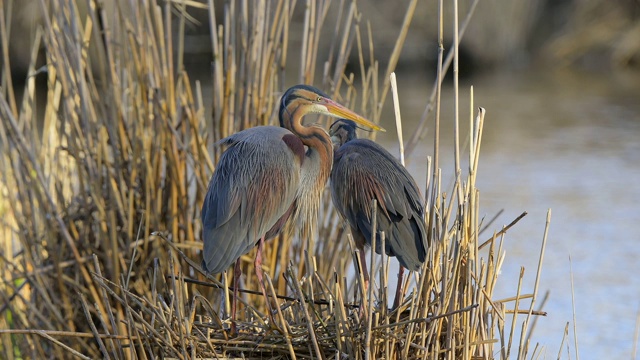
[325,99,386,132]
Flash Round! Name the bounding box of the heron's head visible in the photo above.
[279,85,385,132]
[329,119,359,147]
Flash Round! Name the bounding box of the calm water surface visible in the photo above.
[376,69,640,359]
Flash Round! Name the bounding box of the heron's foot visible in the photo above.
[229,320,238,337]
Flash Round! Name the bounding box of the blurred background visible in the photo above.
[3,0,640,358]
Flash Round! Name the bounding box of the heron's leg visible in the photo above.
[359,247,370,293]
[392,265,406,310]
[357,247,370,319]
[254,236,271,311]
[230,259,242,335]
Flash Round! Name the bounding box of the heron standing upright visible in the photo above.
[201,85,384,329]
[329,119,427,310]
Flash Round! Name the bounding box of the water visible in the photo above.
[376,69,640,359]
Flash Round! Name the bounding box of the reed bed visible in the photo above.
[0,0,549,358]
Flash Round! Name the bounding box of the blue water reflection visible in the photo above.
[376,69,640,359]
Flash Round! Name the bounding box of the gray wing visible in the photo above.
[330,139,427,271]
[201,126,302,274]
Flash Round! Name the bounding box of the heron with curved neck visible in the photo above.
[201,84,384,332]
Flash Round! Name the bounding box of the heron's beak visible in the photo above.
[325,100,386,132]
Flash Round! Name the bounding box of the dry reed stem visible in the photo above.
[405,0,481,158]
[569,255,580,360]
[0,0,553,358]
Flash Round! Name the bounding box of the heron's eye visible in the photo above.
[316,96,322,102]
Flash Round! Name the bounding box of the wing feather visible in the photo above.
[202,126,301,274]
[330,139,427,271]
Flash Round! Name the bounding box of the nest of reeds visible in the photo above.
[0,0,549,359]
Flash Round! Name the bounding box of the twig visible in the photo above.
[404,0,481,157]
[390,72,404,166]
[373,304,478,330]
[0,329,141,340]
[79,292,111,360]
[265,272,296,359]
[518,209,551,359]
[570,255,580,360]
[287,265,324,360]
[479,211,528,250]
[478,209,504,237]
[35,330,92,360]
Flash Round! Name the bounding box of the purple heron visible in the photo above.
[329,119,427,309]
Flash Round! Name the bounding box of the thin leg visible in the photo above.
[254,236,281,328]
[359,247,370,293]
[392,265,405,310]
[357,247,370,319]
[230,259,242,335]
[254,236,271,310]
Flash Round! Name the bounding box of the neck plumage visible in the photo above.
[281,105,333,238]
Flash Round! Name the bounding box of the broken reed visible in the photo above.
[0,0,549,359]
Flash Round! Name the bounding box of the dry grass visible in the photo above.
[0,0,550,359]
